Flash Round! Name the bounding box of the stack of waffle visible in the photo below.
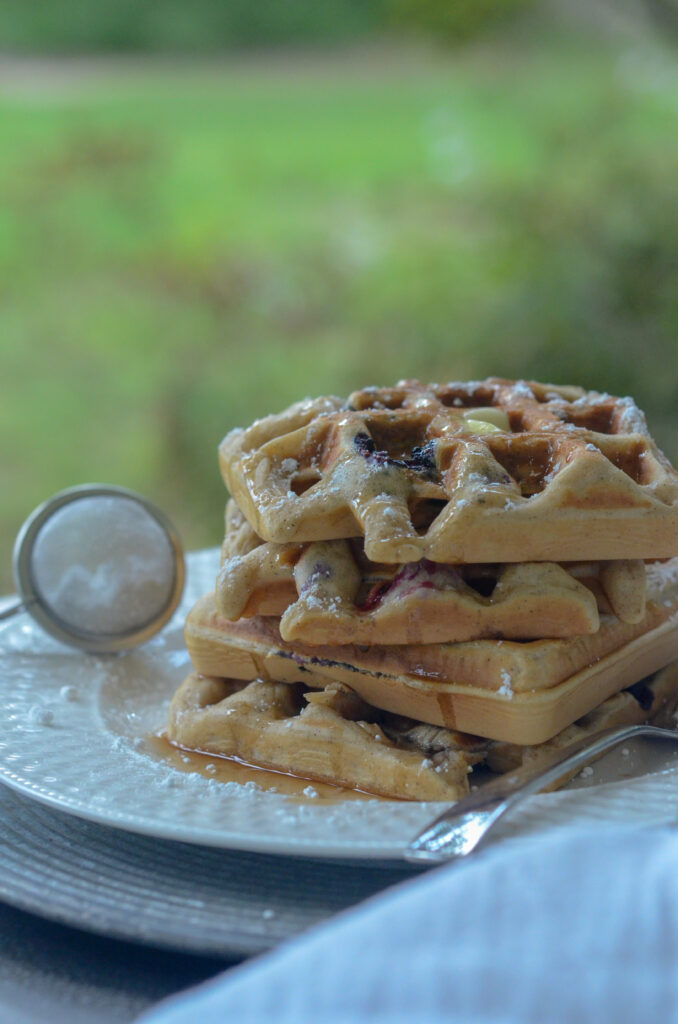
[170,379,678,800]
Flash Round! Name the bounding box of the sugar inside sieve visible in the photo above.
[1,485,185,653]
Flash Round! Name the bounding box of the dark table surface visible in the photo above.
[0,900,238,1024]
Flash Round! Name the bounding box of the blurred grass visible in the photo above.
[2,41,678,590]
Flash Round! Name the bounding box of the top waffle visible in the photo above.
[220,378,678,564]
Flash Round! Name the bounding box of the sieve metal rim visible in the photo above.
[12,483,185,654]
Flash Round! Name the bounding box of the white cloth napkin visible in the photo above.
[138,826,678,1024]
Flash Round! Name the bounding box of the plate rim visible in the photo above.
[3,548,678,862]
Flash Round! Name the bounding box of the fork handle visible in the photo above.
[405,723,678,864]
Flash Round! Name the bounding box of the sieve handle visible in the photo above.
[0,599,35,622]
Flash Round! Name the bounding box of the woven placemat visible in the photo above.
[0,783,420,958]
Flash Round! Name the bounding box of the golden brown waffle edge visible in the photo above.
[167,663,678,801]
[216,500,649,644]
[184,558,678,745]
[219,379,678,564]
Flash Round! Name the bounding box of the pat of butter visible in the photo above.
[463,419,502,434]
[462,407,510,433]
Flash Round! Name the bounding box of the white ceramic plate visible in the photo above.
[2,549,678,861]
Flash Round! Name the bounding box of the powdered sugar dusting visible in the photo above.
[27,705,54,726]
[497,669,514,699]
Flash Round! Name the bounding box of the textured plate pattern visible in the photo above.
[0,784,412,956]
[2,550,678,860]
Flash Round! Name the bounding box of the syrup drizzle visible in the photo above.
[146,733,378,803]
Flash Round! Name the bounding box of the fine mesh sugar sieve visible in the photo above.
[1,485,185,653]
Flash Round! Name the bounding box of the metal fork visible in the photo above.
[405,724,678,864]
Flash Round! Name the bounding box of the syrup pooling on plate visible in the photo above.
[146,733,379,802]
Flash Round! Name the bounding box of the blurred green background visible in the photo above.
[2,1,678,590]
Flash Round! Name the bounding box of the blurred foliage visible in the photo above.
[389,0,537,43]
[0,0,542,52]
[0,0,386,52]
[2,41,678,589]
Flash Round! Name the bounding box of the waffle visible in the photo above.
[219,379,678,564]
[184,559,678,744]
[487,662,678,775]
[167,664,678,801]
[217,501,648,644]
[168,674,484,800]
[190,559,676,695]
